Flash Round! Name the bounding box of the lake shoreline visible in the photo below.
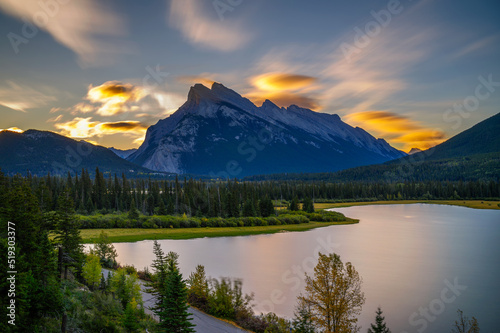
[79,200,499,244]
[80,219,358,243]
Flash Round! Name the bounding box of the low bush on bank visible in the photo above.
[76,210,347,229]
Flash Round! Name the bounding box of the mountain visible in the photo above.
[109,147,137,159]
[0,129,154,176]
[411,112,500,161]
[245,112,500,182]
[128,83,406,177]
[408,147,422,155]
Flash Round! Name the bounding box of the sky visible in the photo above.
[0,0,499,151]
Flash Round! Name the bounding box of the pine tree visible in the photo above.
[302,197,315,213]
[288,196,299,211]
[158,199,167,215]
[149,241,194,332]
[158,267,195,332]
[293,300,315,333]
[368,307,391,333]
[53,188,84,279]
[242,198,257,217]
[128,197,139,220]
[93,230,117,267]
[123,298,140,332]
[259,196,275,217]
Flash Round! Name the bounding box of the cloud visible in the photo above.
[54,117,147,147]
[0,0,127,67]
[99,121,147,132]
[0,127,23,133]
[453,34,500,59]
[251,73,317,92]
[246,72,320,109]
[247,91,319,110]
[87,81,147,116]
[70,102,96,115]
[0,81,56,112]
[168,0,252,51]
[345,111,445,151]
[46,114,63,123]
[54,117,97,138]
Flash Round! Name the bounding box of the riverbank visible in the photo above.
[315,199,500,210]
[80,220,357,243]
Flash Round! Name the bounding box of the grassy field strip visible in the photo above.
[80,220,358,243]
[314,200,500,210]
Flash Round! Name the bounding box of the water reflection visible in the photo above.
[95,204,499,332]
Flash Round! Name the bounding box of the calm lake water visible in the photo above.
[100,204,500,332]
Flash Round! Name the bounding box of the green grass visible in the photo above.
[314,200,500,210]
[79,220,358,243]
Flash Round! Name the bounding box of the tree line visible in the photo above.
[2,168,498,220]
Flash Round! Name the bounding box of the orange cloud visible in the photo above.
[345,111,445,151]
[247,91,319,110]
[0,127,23,133]
[87,81,146,116]
[248,72,319,109]
[251,73,317,92]
[54,117,98,138]
[54,117,148,148]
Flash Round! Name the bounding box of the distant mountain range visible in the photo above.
[0,130,153,176]
[2,83,497,180]
[246,112,500,182]
[127,83,406,177]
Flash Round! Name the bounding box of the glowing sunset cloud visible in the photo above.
[345,111,445,151]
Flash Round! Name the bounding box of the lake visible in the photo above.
[100,204,500,332]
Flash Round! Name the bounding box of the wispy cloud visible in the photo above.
[0,81,57,112]
[452,34,500,59]
[345,111,445,151]
[320,27,431,114]
[0,0,127,66]
[246,72,320,109]
[168,0,252,51]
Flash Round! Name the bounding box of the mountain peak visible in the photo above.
[408,147,423,155]
[261,99,279,110]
